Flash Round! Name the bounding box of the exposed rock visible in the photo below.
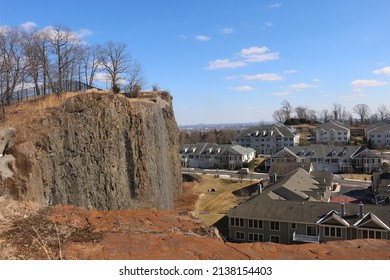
[0,128,16,179]
[1,92,182,210]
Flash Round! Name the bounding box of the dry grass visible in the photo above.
[192,175,255,226]
[342,174,372,181]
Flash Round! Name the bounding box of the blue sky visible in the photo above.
[1,1,390,125]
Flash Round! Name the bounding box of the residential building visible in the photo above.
[180,142,255,170]
[270,144,382,173]
[315,120,350,145]
[365,123,390,149]
[234,124,299,156]
[268,162,313,183]
[228,169,390,244]
[372,172,390,204]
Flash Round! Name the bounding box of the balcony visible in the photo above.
[293,232,320,243]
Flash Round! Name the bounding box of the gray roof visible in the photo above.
[366,123,390,134]
[265,167,320,201]
[268,162,313,178]
[180,142,255,156]
[236,123,297,138]
[316,120,349,132]
[228,193,390,228]
[272,144,379,159]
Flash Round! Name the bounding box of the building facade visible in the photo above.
[228,192,390,244]
[270,144,382,174]
[234,124,299,156]
[365,123,390,149]
[180,142,256,170]
[315,120,350,145]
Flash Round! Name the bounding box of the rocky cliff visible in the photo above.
[1,91,182,210]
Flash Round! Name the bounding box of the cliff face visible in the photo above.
[4,92,182,210]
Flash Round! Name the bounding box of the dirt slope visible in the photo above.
[0,186,389,260]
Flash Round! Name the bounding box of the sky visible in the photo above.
[1,0,390,125]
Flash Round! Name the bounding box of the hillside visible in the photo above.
[0,91,181,210]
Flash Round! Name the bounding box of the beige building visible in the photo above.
[315,120,350,145]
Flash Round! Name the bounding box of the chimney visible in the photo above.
[340,201,346,217]
[258,180,264,194]
[359,201,364,218]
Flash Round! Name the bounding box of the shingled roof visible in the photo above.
[236,123,296,138]
[316,120,349,132]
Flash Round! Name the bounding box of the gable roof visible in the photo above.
[266,167,320,201]
[228,192,390,228]
[366,123,390,134]
[268,162,313,178]
[180,143,254,156]
[236,123,297,138]
[353,212,390,230]
[316,120,350,132]
[273,144,367,159]
[316,210,350,226]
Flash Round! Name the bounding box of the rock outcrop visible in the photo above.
[2,91,182,210]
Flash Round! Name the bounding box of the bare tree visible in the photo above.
[22,29,43,96]
[123,59,146,94]
[281,100,292,120]
[295,105,308,119]
[272,109,286,123]
[321,109,330,123]
[100,41,130,93]
[0,27,26,103]
[307,109,318,122]
[353,104,371,124]
[82,44,102,87]
[377,104,389,123]
[45,24,81,94]
[332,103,349,122]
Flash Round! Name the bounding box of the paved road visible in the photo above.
[182,168,268,181]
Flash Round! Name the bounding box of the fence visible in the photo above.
[1,81,102,106]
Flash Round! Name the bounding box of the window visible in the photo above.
[230,218,244,227]
[291,223,297,230]
[270,235,280,243]
[249,233,264,242]
[248,219,263,229]
[270,221,280,231]
[324,226,342,238]
[306,226,317,236]
[361,229,383,239]
[235,231,245,240]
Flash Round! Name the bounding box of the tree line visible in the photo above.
[273,100,389,125]
[0,23,145,104]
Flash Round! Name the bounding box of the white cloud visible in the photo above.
[20,21,37,32]
[243,73,283,81]
[289,83,317,91]
[195,35,210,41]
[264,22,274,28]
[340,93,369,101]
[206,46,279,70]
[269,3,282,8]
[206,59,247,70]
[77,28,93,38]
[238,46,279,62]
[351,79,389,87]
[272,91,290,96]
[220,28,235,34]
[284,69,298,74]
[373,67,390,76]
[229,85,255,92]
